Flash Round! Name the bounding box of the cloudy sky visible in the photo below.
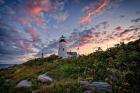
[0,0,140,64]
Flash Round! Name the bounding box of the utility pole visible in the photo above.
[77,47,80,57]
[41,43,44,59]
[41,52,44,59]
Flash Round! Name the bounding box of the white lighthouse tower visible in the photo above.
[58,35,68,58]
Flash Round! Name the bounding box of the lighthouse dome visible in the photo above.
[59,35,66,42]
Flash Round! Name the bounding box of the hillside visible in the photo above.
[0,39,140,93]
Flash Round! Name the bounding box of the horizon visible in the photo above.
[0,0,140,64]
[0,39,138,65]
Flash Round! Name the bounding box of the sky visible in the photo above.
[0,0,140,64]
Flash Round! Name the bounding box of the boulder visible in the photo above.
[92,82,111,90]
[32,90,39,93]
[83,90,92,93]
[80,80,89,85]
[80,81,95,92]
[16,79,32,88]
[38,73,53,83]
[80,81,111,92]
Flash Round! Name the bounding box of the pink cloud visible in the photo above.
[70,26,140,51]
[80,0,110,25]
[29,0,55,15]
[26,27,39,42]
[15,40,32,52]
[31,5,42,15]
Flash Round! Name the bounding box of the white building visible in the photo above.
[58,35,77,58]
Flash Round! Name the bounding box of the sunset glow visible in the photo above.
[0,0,140,64]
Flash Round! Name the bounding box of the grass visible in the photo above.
[0,39,140,93]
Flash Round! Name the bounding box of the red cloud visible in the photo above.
[29,0,56,15]
[80,0,110,25]
[31,5,42,14]
[82,34,93,39]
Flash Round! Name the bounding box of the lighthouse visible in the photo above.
[58,35,68,58]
